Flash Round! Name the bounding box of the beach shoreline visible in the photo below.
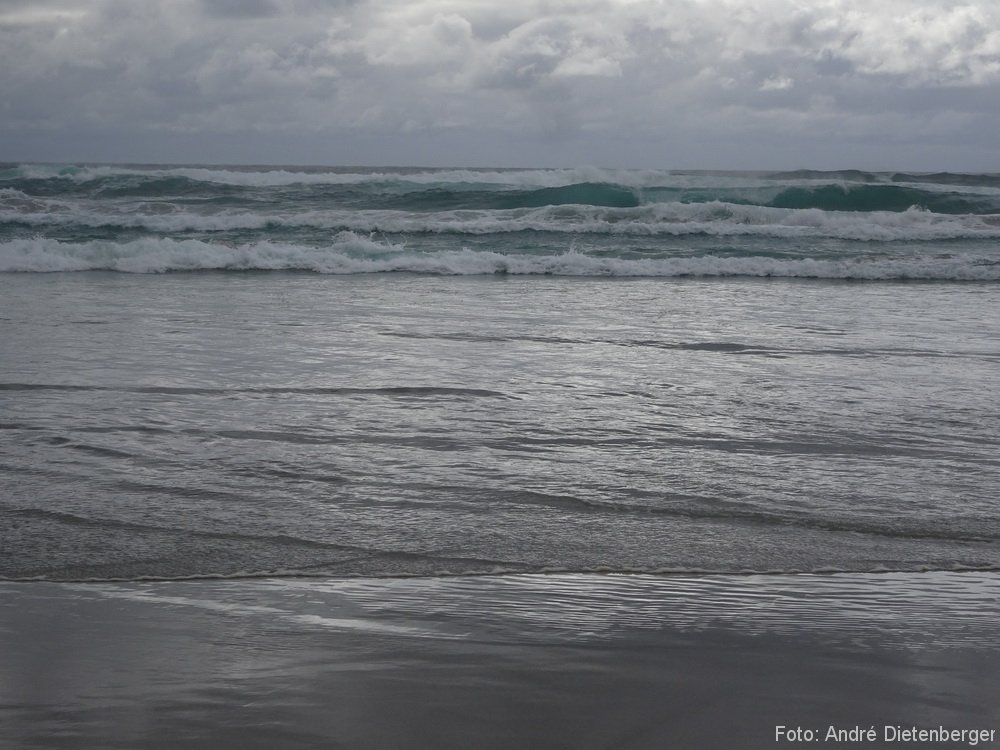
[2,571,997,749]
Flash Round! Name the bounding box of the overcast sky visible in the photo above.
[1,0,998,169]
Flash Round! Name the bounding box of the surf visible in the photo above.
[3,236,999,279]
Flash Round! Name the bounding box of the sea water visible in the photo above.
[1,164,998,581]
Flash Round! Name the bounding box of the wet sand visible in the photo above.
[1,572,998,749]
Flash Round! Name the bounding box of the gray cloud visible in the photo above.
[1,0,998,168]
[200,0,280,19]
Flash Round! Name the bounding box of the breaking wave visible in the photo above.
[5,163,1000,212]
[4,193,1000,242]
[3,164,999,280]
[3,236,998,279]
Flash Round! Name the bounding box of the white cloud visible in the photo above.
[1,0,999,167]
[356,11,474,67]
[759,75,794,91]
[803,0,1000,86]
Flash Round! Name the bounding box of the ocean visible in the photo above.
[2,163,999,580]
[2,163,1000,747]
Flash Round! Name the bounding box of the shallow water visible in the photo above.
[2,271,998,579]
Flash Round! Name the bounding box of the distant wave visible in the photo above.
[3,236,998,279]
[765,184,998,214]
[371,182,640,210]
[6,162,999,185]
[5,164,1000,206]
[774,169,1000,189]
[5,193,1000,241]
[2,164,677,189]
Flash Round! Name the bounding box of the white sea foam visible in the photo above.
[3,236,998,279]
[4,200,1000,241]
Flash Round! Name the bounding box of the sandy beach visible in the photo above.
[2,572,997,749]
